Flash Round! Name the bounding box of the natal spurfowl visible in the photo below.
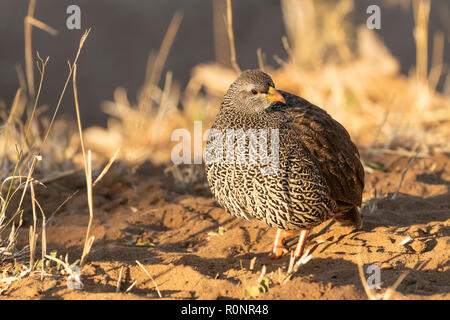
[205,70,364,259]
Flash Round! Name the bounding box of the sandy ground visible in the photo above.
[0,151,449,300]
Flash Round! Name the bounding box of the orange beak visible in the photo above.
[264,86,286,103]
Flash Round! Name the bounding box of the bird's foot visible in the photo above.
[268,229,294,260]
[268,244,290,260]
[268,228,310,260]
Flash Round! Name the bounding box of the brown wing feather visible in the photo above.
[280,92,364,213]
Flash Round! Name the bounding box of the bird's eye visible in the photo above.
[251,89,258,95]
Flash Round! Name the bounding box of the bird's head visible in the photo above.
[224,69,286,113]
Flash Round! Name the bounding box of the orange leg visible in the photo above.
[269,229,294,259]
[293,228,309,258]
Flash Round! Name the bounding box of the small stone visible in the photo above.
[429,225,441,236]
[410,240,428,253]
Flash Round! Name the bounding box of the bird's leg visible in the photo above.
[293,228,309,259]
[269,229,294,259]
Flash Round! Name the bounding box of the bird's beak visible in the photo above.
[264,86,286,103]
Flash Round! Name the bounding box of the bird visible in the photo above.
[205,69,364,260]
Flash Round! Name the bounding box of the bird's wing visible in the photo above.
[279,92,364,209]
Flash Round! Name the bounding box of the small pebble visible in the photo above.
[410,240,428,253]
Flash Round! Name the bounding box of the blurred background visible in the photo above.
[0,0,449,167]
[0,0,448,126]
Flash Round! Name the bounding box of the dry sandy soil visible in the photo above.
[0,150,449,300]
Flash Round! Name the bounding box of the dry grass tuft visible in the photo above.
[0,3,116,289]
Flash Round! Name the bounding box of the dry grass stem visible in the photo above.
[0,150,22,224]
[7,89,22,124]
[257,265,267,284]
[382,272,410,300]
[44,254,73,275]
[72,63,87,174]
[92,148,121,187]
[357,258,409,300]
[25,16,58,36]
[0,154,40,234]
[24,0,36,97]
[116,266,124,293]
[136,260,162,298]
[226,0,240,74]
[80,151,95,267]
[412,0,431,85]
[71,50,96,268]
[357,258,373,298]
[125,280,137,294]
[428,31,445,91]
[34,197,46,275]
[392,149,419,199]
[249,256,256,271]
[25,52,49,147]
[139,12,183,113]
[282,249,312,284]
[39,28,91,154]
[287,251,296,274]
[257,48,265,72]
[23,0,57,99]
[28,182,37,269]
